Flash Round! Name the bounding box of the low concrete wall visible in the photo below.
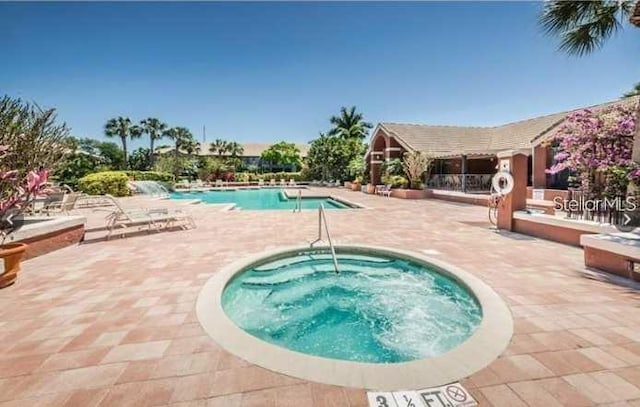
[390,189,428,199]
[4,216,86,259]
[512,211,614,247]
[526,187,569,202]
[581,234,640,280]
[426,189,489,206]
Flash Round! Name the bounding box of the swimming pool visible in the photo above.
[221,250,482,363]
[197,245,513,390]
[170,188,349,210]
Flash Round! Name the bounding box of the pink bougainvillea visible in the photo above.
[545,104,638,197]
[0,145,50,237]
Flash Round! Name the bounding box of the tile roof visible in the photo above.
[375,96,640,158]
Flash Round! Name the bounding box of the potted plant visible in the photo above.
[351,176,362,191]
[0,146,50,288]
[390,151,433,199]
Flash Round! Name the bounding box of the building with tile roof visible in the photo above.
[366,96,640,192]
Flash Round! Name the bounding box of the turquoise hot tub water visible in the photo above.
[221,250,482,363]
[170,188,348,210]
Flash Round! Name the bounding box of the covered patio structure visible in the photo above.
[365,97,640,196]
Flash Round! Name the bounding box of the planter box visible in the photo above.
[390,189,428,199]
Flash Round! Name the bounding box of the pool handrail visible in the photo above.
[310,203,340,274]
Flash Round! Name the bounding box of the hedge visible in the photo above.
[78,171,130,197]
[125,171,174,182]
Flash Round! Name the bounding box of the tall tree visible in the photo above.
[540,1,640,162]
[329,106,373,140]
[166,127,196,157]
[226,142,245,170]
[540,1,639,56]
[624,83,640,98]
[104,117,139,169]
[139,118,168,166]
[165,127,197,177]
[209,138,229,157]
[260,142,301,171]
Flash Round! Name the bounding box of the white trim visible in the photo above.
[384,147,402,152]
[196,244,513,391]
[370,160,383,164]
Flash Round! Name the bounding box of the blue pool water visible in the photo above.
[222,250,482,363]
[170,189,348,210]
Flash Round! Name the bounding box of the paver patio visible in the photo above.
[2,187,640,406]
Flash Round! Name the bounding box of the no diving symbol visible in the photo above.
[445,385,467,403]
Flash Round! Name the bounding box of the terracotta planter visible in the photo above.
[366,184,376,194]
[390,189,428,199]
[351,182,361,191]
[0,243,27,288]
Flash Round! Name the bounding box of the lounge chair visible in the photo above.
[258,179,265,187]
[177,179,190,189]
[270,179,276,186]
[280,179,286,187]
[44,192,82,215]
[215,179,223,188]
[378,185,392,198]
[98,195,195,240]
[289,179,296,187]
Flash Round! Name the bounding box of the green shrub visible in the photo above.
[78,171,130,197]
[382,174,409,189]
[125,171,174,182]
[234,172,251,182]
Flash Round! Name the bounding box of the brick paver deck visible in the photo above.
[2,188,640,406]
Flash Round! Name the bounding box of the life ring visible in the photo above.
[491,171,514,195]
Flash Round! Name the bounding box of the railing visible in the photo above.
[292,190,302,213]
[310,204,340,274]
[426,173,493,193]
[564,189,636,225]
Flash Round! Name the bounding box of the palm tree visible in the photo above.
[139,118,168,165]
[329,106,373,140]
[209,138,229,157]
[624,83,640,98]
[104,117,139,169]
[225,141,245,170]
[226,141,244,158]
[540,1,640,162]
[166,127,195,158]
[540,1,639,56]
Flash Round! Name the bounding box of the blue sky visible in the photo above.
[1,2,638,149]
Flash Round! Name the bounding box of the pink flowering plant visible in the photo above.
[0,145,50,239]
[546,104,638,199]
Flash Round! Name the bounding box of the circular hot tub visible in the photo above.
[197,245,512,390]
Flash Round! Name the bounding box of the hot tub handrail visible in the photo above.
[310,203,339,274]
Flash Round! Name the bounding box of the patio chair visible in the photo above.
[215,179,223,188]
[98,195,195,240]
[270,179,276,186]
[289,179,296,187]
[381,185,392,198]
[280,179,286,187]
[43,192,82,215]
[258,179,265,187]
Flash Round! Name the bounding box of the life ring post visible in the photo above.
[495,151,529,231]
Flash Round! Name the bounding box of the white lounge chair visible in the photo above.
[280,179,286,187]
[258,179,265,187]
[270,179,276,186]
[44,192,82,215]
[289,179,296,187]
[98,195,195,240]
